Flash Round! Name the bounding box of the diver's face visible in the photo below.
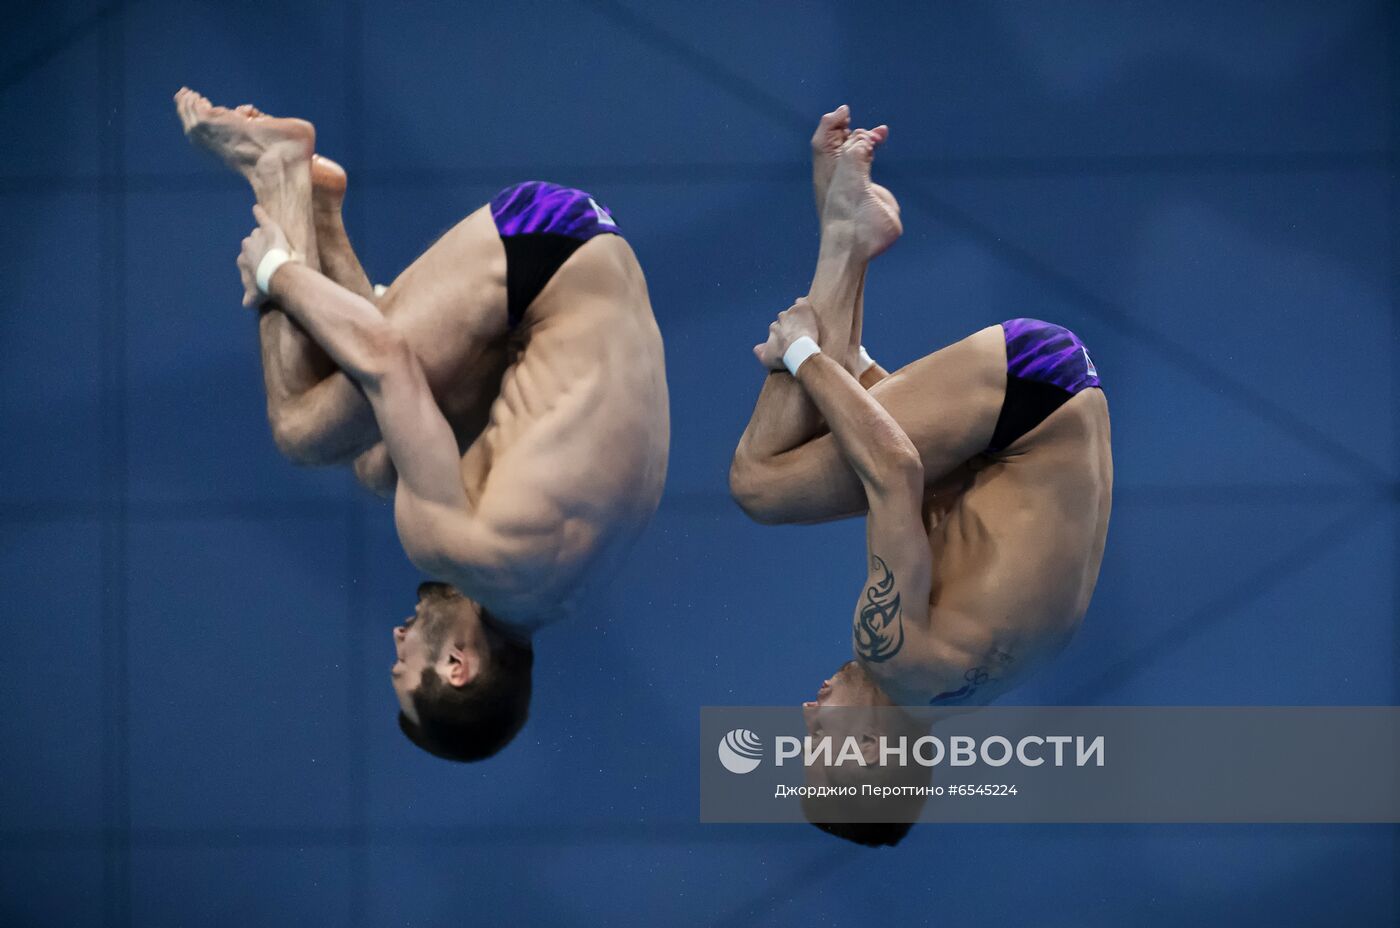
[390,582,480,721]
[804,660,867,708]
[802,660,881,740]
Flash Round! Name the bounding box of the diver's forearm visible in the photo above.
[265,263,397,384]
[795,352,919,489]
[858,361,890,390]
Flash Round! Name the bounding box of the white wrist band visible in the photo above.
[256,248,294,295]
[783,335,822,376]
[858,345,876,373]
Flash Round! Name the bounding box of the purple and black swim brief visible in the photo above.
[489,181,622,327]
[987,318,1102,453]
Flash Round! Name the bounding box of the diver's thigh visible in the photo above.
[869,326,1006,484]
[377,206,510,378]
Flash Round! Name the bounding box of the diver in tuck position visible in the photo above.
[730,106,1112,844]
[176,88,669,763]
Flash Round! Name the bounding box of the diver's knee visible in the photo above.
[353,445,397,498]
[268,405,344,467]
[729,454,787,525]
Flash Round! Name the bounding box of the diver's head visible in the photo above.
[392,581,533,762]
[801,658,891,741]
[800,659,928,847]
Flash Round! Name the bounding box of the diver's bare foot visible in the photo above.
[174,87,314,181]
[311,154,347,213]
[822,126,902,259]
[811,105,851,217]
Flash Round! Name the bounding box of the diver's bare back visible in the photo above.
[875,325,1112,706]
[460,230,669,620]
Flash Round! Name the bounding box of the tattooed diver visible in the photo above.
[732,108,1112,845]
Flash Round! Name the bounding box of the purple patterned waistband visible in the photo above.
[490,180,621,241]
[1001,318,1101,393]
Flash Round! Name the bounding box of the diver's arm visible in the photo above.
[243,210,508,590]
[857,357,890,390]
[792,353,931,663]
[792,353,919,497]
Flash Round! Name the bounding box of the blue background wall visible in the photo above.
[1,1,1396,924]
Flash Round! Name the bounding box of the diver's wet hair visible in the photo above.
[398,613,534,762]
[809,818,913,848]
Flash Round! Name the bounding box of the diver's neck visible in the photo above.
[859,655,953,709]
[487,602,565,640]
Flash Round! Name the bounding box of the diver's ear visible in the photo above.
[443,644,482,687]
[859,732,880,765]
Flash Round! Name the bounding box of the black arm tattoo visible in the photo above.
[929,667,989,705]
[853,554,904,662]
[930,650,1014,705]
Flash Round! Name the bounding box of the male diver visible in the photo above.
[730,107,1112,844]
[175,89,669,762]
